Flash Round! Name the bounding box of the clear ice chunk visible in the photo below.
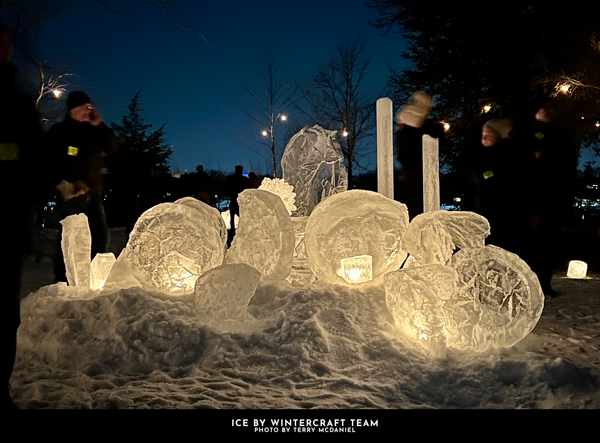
[90,252,116,290]
[281,125,348,216]
[304,189,409,285]
[401,210,490,265]
[195,263,262,324]
[385,264,459,357]
[446,245,544,352]
[104,249,141,290]
[60,213,91,288]
[226,189,294,280]
[126,202,226,295]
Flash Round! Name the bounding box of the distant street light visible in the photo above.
[52,89,63,98]
[260,112,288,178]
[482,104,492,113]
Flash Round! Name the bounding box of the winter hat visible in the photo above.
[67,91,91,110]
[396,91,433,128]
[483,119,512,140]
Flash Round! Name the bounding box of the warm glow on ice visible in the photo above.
[340,255,373,284]
[567,260,587,279]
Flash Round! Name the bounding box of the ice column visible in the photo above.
[377,98,394,200]
[60,213,91,288]
[422,134,440,213]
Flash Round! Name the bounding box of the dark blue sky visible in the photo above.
[37,0,594,174]
[38,0,407,175]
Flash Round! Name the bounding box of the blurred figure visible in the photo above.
[521,99,578,297]
[0,30,44,408]
[473,118,527,253]
[248,172,261,188]
[225,165,250,245]
[193,164,212,204]
[394,91,445,219]
[45,91,118,282]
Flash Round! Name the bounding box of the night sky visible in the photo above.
[36,0,594,175]
[37,0,407,175]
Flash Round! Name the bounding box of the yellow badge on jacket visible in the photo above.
[483,170,494,179]
[68,146,79,156]
[0,143,19,161]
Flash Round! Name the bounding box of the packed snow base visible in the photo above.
[13,276,600,409]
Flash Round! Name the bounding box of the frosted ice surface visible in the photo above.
[422,135,440,213]
[446,245,544,352]
[175,197,227,247]
[304,190,409,285]
[195,263,262,324]
[104,249,141,290]
[401,210,490,265]
[385,265,459,357]
[90,252,116,290]
[226,189,294,280]
[60,213,91,288]
[126,202,225,295]
[286,216,316,286]
[281,125,348,216]
[258,177,297,215]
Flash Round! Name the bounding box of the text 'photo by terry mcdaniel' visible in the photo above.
[231,417,380,435]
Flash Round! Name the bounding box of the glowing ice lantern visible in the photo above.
[567,260,587,279]
[90,252,116,290]
[340,255,373,284]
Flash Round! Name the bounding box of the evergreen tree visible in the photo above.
[111,91,172,181]
[368,0,600,170]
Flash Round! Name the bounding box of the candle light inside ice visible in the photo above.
[567,260,587,279]
[340,255,373,284]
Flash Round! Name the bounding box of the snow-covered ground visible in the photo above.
[11,256,600,410]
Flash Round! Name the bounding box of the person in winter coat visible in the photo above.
[394,91,445,219]
[45,91,118,283]
[1,30,45,408]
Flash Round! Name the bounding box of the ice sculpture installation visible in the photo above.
[401,210,490,265]
[125,202,226,295]
[60,213,92,288]
[304,190,409,285]
[226,189,294,280]
[446,245,544,352]
[281,125,348,216]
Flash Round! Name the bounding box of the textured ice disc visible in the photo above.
[304,190,409,285]
[401,210,490,265]
[385,265,459,357]
[60,213,91,289]
[126,202,226,295]
[446,245,544,352]
[175,197,227,247]
[226,189,294,280]
[195,263,262,323]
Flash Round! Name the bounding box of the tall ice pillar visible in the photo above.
[422,134,440,213]
[376,97,394,199]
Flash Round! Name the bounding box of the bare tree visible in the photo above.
[234,52,299,177]
[302,37,383,189]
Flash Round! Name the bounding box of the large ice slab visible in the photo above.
[385,264,459,357]
[195,263,262,324]
[304,190,409,285]
[226,189,294,280]
[281,125,348,216]
[60,213,91,288]
[126,202,225,295]
[401,210,490,265]
[446,245,544,352]
[175,197,227,250]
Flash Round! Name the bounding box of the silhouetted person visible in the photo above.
[1,30,45,408]
[225,165,250,244]
[471,119,528,253]
[45,91,118,283]
[520,99,578,297]
[248,172,261,188]
[394,91,444,219]
[194,165,212,204]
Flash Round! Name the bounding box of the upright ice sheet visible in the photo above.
[90,252,116,290]
[304,190,409,285]
[385,265,459,357]
[401,210,490,265]
[60,213,91,288]
[446,245,544,352]
[422,135,440,213]
[226,189,294,280]
[195,263,262,324]
[281,125,348,216]
[126,202,225,295]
